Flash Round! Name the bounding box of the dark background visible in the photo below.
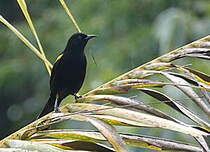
[0,0,210,150]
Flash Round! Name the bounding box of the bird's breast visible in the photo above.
[58,53,87,95]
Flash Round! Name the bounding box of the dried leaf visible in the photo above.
[68,103,209,137]
[85,116,129,152]
[139,88,210,128]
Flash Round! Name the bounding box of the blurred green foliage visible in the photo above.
[0,0,210,150]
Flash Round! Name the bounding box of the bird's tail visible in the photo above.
[37,93,56,119]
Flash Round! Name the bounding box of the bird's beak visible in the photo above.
[85,35,96,40]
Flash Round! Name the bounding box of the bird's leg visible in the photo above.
[74,93,82,102]
[54,98,60,113]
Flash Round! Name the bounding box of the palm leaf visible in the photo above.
[0,1,209,151]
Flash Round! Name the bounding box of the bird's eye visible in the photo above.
[78,35,82,40]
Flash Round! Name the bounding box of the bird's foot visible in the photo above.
[54,107,61,113]
[54,98,61,113]
[74,93,82,103]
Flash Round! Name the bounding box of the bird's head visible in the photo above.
[65,33,96,52]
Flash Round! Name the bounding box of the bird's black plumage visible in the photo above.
[38,33,96,118]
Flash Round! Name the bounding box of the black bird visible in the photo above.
[38,33,96,118]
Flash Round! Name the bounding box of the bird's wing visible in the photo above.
[55,53,64,62]
[50,52,64,93]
